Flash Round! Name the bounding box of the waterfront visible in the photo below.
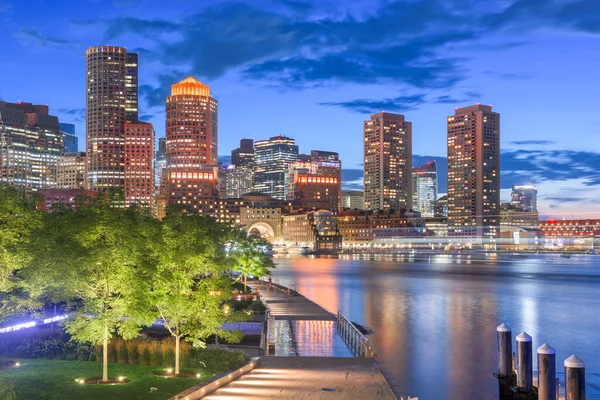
[270,253,600,400]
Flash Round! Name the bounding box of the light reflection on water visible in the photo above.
[270,253,600,399]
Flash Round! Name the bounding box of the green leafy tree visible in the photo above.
[148,211,246,375]
[0,184,41,321]
[232,234,275,291]
[29,190,155,382]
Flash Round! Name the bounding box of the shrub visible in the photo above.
[148,340,162,366]
[0,327,94,361]
[180,340,191,368]
[138,341,151,366]
[160,339,175,367]
[114,337,128,364]
[0,379,18,400]
[248,301,266,312]
[187,345,248,370]
[108,339,118,363]
[126,340,139,364]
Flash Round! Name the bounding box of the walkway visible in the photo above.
[203,356,398,400]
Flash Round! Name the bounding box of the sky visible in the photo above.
[1,0,599,219]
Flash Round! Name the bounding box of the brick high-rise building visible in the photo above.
[57,152,86,189]
[124,122,154,207]
[166,166,219,214]
[85,46,138,190]
[363,112,412,211]
[447,104,500,240]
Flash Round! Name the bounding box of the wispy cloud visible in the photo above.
[58,108,86,123]
[14,29,73,48]
[510,140,555,146]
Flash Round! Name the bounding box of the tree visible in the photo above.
[0,184,41,321]
[29,190,155,382]
[232,234,275,291]
[147,211,246,375]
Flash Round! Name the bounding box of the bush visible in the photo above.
[248,301,266,312]
[148,340,162,366]
[160,339,174,367]
[180,340,191,368]
[0,327,94,361]
[0,379,18,400]
[138,341,151,366]
[188,345,248,370]
[126,340,139,364]
[114,337,128,364]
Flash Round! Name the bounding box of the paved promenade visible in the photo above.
[203,356,397,400]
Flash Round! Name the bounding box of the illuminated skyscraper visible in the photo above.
[57,152,86,189]
[253,136,298,200]
[155,137,167,188]
[511,184,537,212]
[165,77,219,213]
[447,104,500,240]
[231,138,254,167]
[85,45,138,190]
[124,122,154,207]
[412,161,437,217]
[363,112,412,211]
[59,123,78,152]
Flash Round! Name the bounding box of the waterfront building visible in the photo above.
[363,112,412,211]
[57,152,86,189]
[412,161,437,217]
[286,150,341,213]
[36,188,98,212]
[231,138,254,167]
[282,210,342,253]
[225,165,254,199]
[435,195,448,217]
[0,101,63,190]
[124,122,154,207]
[500,202,538,229]
[512,184,538,212]
[425,217,448,237]
[253,136,298,200]
[155,137,166,188]
[342,190,364,210]
[85,46,138,190]
[447,104,500,241]
[59,123,78,152]
[538,219,600,250]
[240,206,283,243]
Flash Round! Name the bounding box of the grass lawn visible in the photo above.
[0,358,223,400]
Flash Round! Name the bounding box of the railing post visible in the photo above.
[537,343,556,400]
[516,332,533,392]
[564,355,585,400]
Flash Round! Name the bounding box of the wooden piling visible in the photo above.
[564,354,585,400]
[516,332,533,392]
[537,343,556,400]
[497,323,512,378]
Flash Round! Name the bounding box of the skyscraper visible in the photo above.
[0,101,63,190]
[447,104,500,240]
[124,122,154,207]
[225,165,254,198]
[165,76,218,168]
[253,136,298,200]
[155,137,167,189]
[231,139,254,167]
[363,112,412,211]
[85,45,138,190]
[412,161,437,217]
[165,77,219,213]
[59,123,78,152]
[57,152,86,189]
[511,184,537,212]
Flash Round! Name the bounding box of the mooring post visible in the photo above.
[516,332,533,392]
[497,323,512,378]
[537,343,556,400]
[564,355,585,400]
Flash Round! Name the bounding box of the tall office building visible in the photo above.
[155,137,167,188]
[165,76,218,168]
[231,138,254,167]
[253,136,298,200]
[286,150,342,212]
[225,165,254,198]
[165,77,219,213]
[57,152,86,189]
[447,104,500,239]
[85,45,138,190]
[124,122,154,207]
[412,161,437,217]
[511,184,537,212]
[59,123,78,152]
[363,112,412,211]
[0,101,63,190]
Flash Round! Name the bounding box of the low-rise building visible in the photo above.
[240,206,283,243]
[36,188,97,212]
[282,210,342,253]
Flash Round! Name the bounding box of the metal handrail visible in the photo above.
[336,310,378,358]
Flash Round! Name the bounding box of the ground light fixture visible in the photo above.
[118,376,124,382]
[167,368,173,374]
[15,362,21,367]
[196,373,201,378]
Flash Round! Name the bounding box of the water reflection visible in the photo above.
[272,253,600,399]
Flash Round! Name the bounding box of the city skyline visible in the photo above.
[1,0,599,218]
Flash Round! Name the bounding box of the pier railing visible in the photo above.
[337,310,377,358]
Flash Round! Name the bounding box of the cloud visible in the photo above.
[510,140,555,146]
[320,94,426,114]
[58,108,86,123]
[14,29,73,48]
[139,114,154,121]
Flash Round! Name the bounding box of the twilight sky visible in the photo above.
[1,0,599,218]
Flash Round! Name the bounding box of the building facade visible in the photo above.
[282,210,342,253]
[511,184,538,212]
[36,189,98,212]
[59,123,78,152]
[231,138,254,167]
[500,202,538,229]
[364,112,412,211]
[0,101,63,190]
[412,161,437,217]
[253,136,298,200]
[165,166,219,214]
[240,206,283,243]
[342,190,364,210]
[225,165,254,199]
[57,152,86,189]
[155,137,167,189]
[124,122,154,207]
[85,46,138,190]
[447,104,500,241]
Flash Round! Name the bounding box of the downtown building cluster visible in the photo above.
[2,44,577,252]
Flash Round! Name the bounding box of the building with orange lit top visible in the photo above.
[124,122,154,207]
[165,167,219,214]
[85,46,138,190]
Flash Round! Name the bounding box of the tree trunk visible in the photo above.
[175,335,180,375]
[244,274,247,292]
[103,334,109,382]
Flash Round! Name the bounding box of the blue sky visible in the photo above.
[1,0,600,218]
